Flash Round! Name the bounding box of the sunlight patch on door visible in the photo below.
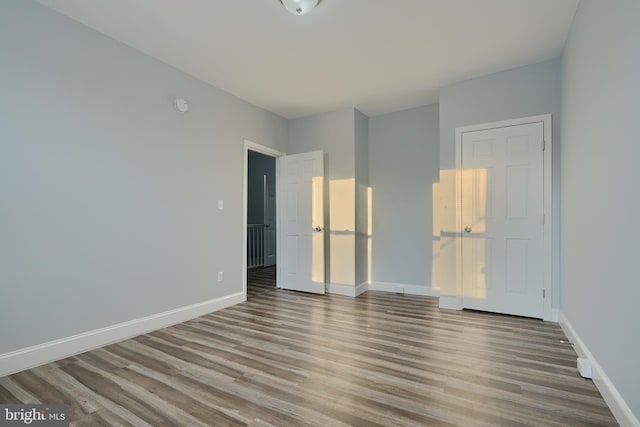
[461,167,489,300]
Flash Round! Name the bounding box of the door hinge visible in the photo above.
[543,214,546,225]
[543,139,546,151]
[543,289,546,299]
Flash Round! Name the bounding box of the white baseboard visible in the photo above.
[328,281,438,298]
[0,292,245,377]
[549,308,559,323]
[438,294,462,310]
[355,281,369,296]
[559,312,639,427]
[326,282,366,297]
[368,281,439,297]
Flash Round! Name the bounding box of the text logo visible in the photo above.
[1,405,69,427]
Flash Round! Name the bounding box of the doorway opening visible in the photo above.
[242,140,283,300]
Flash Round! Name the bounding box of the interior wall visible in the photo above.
[561,0,640,419]
[288,108,356,286]
[368,104,440,289]
[437,58,562,305]
[354,109,369,287]
[288,109,356,179]
[0,1,287,355]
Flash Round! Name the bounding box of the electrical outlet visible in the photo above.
[217,271,223,282]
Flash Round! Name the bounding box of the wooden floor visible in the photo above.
[247,265,277,299]
[0,267,617,426]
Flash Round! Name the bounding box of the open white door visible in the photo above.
[263,174,276,267]
[278,151,325,294]
[461,122,545,318]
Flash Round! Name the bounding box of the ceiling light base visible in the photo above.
[279,0,321,16]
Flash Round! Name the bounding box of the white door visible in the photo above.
[461,122,544,318]
[278,151,325,294]
[263,174,277,267]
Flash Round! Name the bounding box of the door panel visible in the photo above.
[278,151,325,294]
[505,238,528,294]
[264,175,277,266]
[461,122,544,318]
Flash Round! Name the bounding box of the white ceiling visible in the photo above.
[36,0,578,119]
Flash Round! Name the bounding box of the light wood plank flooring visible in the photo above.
[0,271,617,426]
[247,266,277,298]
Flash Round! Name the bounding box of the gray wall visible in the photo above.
[0,1,287,354]
[354,109,369,287]
[288,109,355,179]
[368,104,440,287]
[561,0,640,418]
[438,59,562,306]
[439,58,562,169]
[288,108,362,287]
[288,109,356,285]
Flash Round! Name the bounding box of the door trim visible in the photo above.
[242,139,284,300]
[453,115,553,320]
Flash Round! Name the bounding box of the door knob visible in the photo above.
[314,227,324,232]
[464,226,472,233]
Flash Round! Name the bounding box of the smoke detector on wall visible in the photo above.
[173,98,189,113]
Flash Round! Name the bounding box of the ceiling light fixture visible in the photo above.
[279,0,321,16]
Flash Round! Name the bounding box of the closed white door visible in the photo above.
[278,151,325,294]
[461,122,544,318]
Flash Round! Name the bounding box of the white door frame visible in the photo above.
[242,139,284,300]
[454,115,553,320]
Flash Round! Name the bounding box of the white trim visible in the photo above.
[325,281,369,297]
[454,114,554,321]
[0,292,245,378]
[326,281,441,298]
[369,281,439,297]
[559,312,639,427]
[550,308,559,323]
[541,116,553,321]
[242,139,284,297]
[438,294,463,310]
[355,281,369,296]
[326,283,356,297]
